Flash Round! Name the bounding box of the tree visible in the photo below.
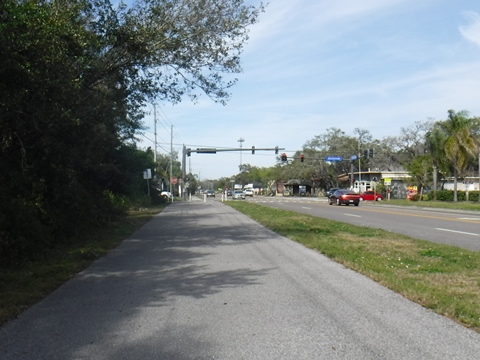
[404,155,433,200]
[103,0,265,105]
[185,172,198,195]
[398,120,434,158]
[433,110,477,201]
[0,0,263,266]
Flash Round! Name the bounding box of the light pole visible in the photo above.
[238,137,244,170]
[358,139,362,183]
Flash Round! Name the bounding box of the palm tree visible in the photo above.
[435,110,477,201]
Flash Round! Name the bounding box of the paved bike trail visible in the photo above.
[1,199,479,359]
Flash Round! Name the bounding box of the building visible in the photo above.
[338,170,411,199]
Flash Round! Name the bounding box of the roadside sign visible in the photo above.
[143,169,152,179]
[325,156,343,162]
[384,178,391,185]
[171,177,178,184]
[350,155,358,161]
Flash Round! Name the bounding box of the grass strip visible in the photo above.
[0,206,165,326]
[227,201,480,332]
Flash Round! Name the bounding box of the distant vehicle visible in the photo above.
[161,191,173,199]
[299,185,307,196]
[227,190,233,196]
[359,191,384,201]
[328,189,360,206]
[206,190,216,197]
[232,190,245,200]
[244,189,254,197]
[325,188,339,197]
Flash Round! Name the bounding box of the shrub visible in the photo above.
[409,194,421,201]
[427,190,479,202]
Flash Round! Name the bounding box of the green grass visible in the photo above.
[227,201,480,332]
[0,205,165,326]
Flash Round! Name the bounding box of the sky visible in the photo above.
[138,0,480,180]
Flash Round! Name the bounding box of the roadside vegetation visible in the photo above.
[227,201,480,333]
[1,0,261,268]
[0,206,165,326]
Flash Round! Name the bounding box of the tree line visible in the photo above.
[0,0,262,266]
[213,111,480,199]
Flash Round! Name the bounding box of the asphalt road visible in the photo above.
[1,198,479,359]
[244,196,480,251]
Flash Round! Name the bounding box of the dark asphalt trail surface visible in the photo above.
[1,197,479,359]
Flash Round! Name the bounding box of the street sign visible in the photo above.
[171,177,178,184]
[350,155,358,161]
[143,169,152,179]
[196,148,217,153]
[325,156,343,162]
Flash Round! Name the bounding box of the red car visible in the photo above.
[359,191,384,201]
[328,189,360,206]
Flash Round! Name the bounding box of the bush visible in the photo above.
[435,190,454,201]
[104,190,130,215]
[409,194,421,201]
[466,191,479,202]
[427,190,479,202]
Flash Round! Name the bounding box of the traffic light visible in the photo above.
[300,154,304,162]
[252,146,255,154]
[187,148,191,157]
[369,148,374,158]
[281,153,287,162]
[275,146,279,154]
[363,149,368,159]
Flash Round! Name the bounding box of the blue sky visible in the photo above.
[139,0,480,180]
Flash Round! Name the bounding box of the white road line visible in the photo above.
[344,214,361,218]
[458,217,480,221]
[435,228,479,236]
[302,207,311,210]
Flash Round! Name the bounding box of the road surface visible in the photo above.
[1,198,479,359]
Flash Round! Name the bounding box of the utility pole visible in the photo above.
[153,103,157,163]
[170,125,173,195]
[238,137,244,170]
[182,145,187,200]
[358,139,362,184]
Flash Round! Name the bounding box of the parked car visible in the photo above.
[244,189,254,197]
[232,190,246,199]
[206,190,216,197]
[325,188,339,197]
[227,190,233,196]
[161,191,173,199]
[359,191,384,201]
[328,189,360,206]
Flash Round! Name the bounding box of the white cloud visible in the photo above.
[459,11,480,47]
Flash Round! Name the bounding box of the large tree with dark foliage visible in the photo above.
[0,0,263,265]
